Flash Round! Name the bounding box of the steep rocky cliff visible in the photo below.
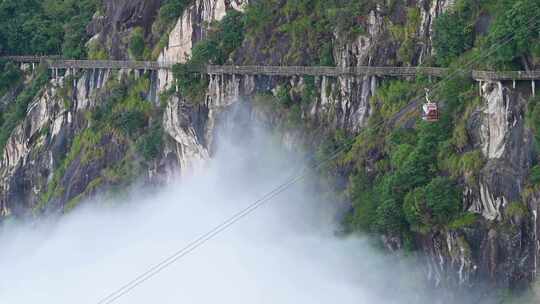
[422,81,537,292]
[87,0,163,60]
[157,0,540,295]
[1,0,540,300]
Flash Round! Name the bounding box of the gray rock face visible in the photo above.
[419,81,537,292]
[87,0,162,59]
[0,70,112,216]
[464,82,532,221]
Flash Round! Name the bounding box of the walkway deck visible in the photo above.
[3,56,540,81]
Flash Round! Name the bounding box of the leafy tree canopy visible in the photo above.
[0,0,98,58]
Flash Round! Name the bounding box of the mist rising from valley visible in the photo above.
[0,105,491,304]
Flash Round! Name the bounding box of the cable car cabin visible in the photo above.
[422,102,439,122]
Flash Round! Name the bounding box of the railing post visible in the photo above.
[479,80,482,96]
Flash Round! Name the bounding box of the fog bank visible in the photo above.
[1,107,454,304]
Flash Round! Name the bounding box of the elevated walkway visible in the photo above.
[2,56,540,81]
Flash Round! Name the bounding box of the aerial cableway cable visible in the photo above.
[95,13,540,304]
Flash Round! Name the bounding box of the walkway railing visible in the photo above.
[2,56,540,81]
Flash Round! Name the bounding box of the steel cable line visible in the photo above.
[386,14,540,126]
[96,13,540,304]
[96,146,341,304]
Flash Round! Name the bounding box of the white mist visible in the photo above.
[1,107,438,304]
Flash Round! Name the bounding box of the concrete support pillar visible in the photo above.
[96,68,102,88]
[479,80,483,96]
[513,80,516,89]
[72,68,77,87]
[533,80,536,97]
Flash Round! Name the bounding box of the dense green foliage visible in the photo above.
[0,59,22,96]
[129,28,146,61]
[340,74,478,236]
[137,123,164,161]
[526,95,540,152]
[404,177,461,229]
[433,8,474,66]
[192,10,246,65]
[91,76,154,140]
[158,0,193,26]
[373,80,418,119]
[0,0,98,58]
[486,0,540,68]
[431,0,540,69]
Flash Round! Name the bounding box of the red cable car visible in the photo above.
[422,89,439,122]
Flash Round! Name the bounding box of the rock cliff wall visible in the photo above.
[1,0,538,296]
[420,81,537,292]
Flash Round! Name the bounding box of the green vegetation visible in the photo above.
[90,76,153,140]
[497,285,539,304]
[529,165,540,185]
[486,0,540,69]
[136,123,164,161]
[87,39,108,60]
[430,0,540,69]
[38,74,164,210]
[0,59,22,96]
[0,66,49,152]
[448,213,477,230]
[158,0,193,26]
[173,9,246,101]
[243,0,369,65]
[505,201,529,219]
[340,74,476,236]
[403,177,461,230]
[0,0,99,58]
[526,95,540,150]
[390,7,422,65]
[372,80,418,119]
[150,0,195,59]
[129,27,146,61]
[525,95,540,191]
[433,6,474,66]
[39,127,104,207]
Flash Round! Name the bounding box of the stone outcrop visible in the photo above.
[157,0,248,91]
[0,69,112,216]
[419,80,536,292]
[87,0,162,60]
